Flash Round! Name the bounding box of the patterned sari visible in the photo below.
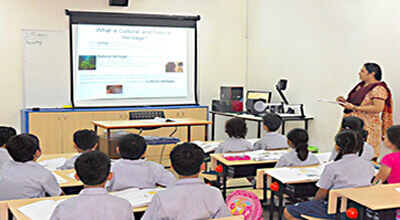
[344,81,393,157]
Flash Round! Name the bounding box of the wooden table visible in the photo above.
[53,169,83,188]
[210,111,313,140]
[210,151,289,199]
[37,153,78,162]
[328,183,400,219]
[92,118,212,156]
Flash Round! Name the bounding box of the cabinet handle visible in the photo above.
[63,114,67,120]
[125,113,128,119]
[177,112,180,117]
[57,114,61,120]
[182,111,185,116]
[119,113,122,119]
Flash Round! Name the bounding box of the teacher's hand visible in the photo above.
[336,96,346,103]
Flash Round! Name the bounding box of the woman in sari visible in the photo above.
[336,63,393,159]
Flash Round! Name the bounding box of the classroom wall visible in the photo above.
[247,0,400,153]
[0,0,246,138]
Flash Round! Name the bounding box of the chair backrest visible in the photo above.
[226,190,263,220]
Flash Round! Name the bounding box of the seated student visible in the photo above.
[284,130,375,220]
[329,116,374,161]
[275,128,319,168]
[0,134,62,200]
[253,113,289,150]
[215,117,253,153]
[0,126,16,169]
[50,151,134,220]
[58,129,99,170]
[142,143,231,220]
[373,125,400,184]
[108,134,175,191]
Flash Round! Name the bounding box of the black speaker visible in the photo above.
[109,0,129,7]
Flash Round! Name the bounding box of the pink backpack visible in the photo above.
[226,190,263,220]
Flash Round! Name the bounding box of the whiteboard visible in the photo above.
[22,29,70,108]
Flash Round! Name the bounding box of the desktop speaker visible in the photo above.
[220,86,244,101]
[109,0,129,7]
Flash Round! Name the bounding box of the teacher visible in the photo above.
[336,63,393,159]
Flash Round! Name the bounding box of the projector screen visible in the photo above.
[66,11,200,107]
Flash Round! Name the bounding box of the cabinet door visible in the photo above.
[92,111,129,121]
[29,113,62,154]
[62,112,95,153]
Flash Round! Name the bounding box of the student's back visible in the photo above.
[253,113,289,150]
[275,150,319,168]
[0,126,16,170]
[0,134,61,200]
[109,134,175,191]
[215,118,253,153]
[329,142,374,161]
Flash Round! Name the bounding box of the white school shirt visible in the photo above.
[57,153,82,170]
[328,142,374,161]
[317,154,375,190]
[215,137,253,153]
[275,150,320,168]
[0,160,62,200]
[0,148,12,170]
[142,178,231,220]
[108,158,176,191]
[50,188,134,220]
[253,132,289,150]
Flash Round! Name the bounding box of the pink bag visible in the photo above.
[226,190,263,220]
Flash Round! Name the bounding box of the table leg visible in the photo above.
[211,113,215,141]
[94,125,97,133]
[204,125,208,141]
[222,174,227,199]
[270,186,275,220]
[257,121,261,138]
[187,125,191,142]
[263,174,267,205]
[305,119,309,130]
[107,129,111,157]
[278,185,284,220]
[336,197,341,220]
[281,121,285,135]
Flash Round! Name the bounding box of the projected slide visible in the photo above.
[73,24,193,101]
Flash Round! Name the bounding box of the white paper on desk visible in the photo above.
[111,188,164,208]
[66,172,77,180]
[222,152,246,157]
[52,172,68,184]
[247,138,260,145]
[39,158,67,171]
[315,152,332,164]
[317,98,348,106]
[17,199,66,220]
[191,141,219,153]
[265,165,326,183]
[245,150,288,161]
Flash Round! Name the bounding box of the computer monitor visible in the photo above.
[246,90,272,103]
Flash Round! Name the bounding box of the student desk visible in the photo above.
[256,165,324,220]
[4,195,148,220]
[53,170,83,188]
[210,111,313,140]
[328,183,400,220]
[92,118,212,156]
[210,151,289,199]
[38,153,77,162]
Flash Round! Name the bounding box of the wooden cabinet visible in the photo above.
[23,106,208,154]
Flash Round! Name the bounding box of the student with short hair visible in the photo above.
[284,130,375,219]
[215,117,253,153]
[0,134,62,200]
[50,151,134,220]
[253,113,289,150]
[329,116,374,161]
[142,143,231,220]
[275,128,319,168]
[374,125,400,184]
[0,126,16,169]
[108,134,175,191]
[57,129,99,170]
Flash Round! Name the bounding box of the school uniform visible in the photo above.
[215,137,253,153]
[286,154,375,219]
[328,142,374,161]
[253,132,289,150]
[50,188,134,220]
[0,160,62,200]
[141,178,231,220]
[108,158,175,191]
[274,150,320,168]
[0,148,12,170]
[57,153,82,170]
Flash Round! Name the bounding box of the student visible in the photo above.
[215,117,253,153]
[284,130,375,220]
[142,143,231,220]
[275,128,319,168]
[58,129,99,170]
[373,125,400,184]
[0,126,16,169]
[329,116,374,161]
[0,134,62,200]
[50,151,134,220]
[108,134,175,191]
[253,113,289,150]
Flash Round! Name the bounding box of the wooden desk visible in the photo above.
[53,169,83,188]
[210,151,288,199]
[38,153,78,162]
[92,118,212,156]
[5,194,148,220]
[328,183,400,219]
[210,111,313,140]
